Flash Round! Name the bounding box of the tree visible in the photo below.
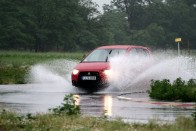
[0,0,34,50]
[99,8,129,44]
[0,0,196,51]
[111,0,146,30]
[130,23,165,48]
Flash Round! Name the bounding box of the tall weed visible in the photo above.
[50,94,80,116]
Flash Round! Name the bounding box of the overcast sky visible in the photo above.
[92,0,111,12]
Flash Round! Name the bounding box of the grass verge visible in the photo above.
[0,111,195,131]
[0,51,83,84]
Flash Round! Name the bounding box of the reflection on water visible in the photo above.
[104,95,112,117]
[73,94,113,117]
[73,95,80,106]
[72,93,195,123]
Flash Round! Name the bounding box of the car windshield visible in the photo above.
[83,49,126,62]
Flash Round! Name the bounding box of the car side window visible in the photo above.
[109,49,126,57]
[129,48,137,56]
[143,49,150,57]
[118,49,126,54]
[109,50,118,57]
[136,48,149,57]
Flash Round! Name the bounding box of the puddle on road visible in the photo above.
[74,93,195,123]
[0,85,195,123]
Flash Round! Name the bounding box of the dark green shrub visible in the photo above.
[149,78,196,102]
[149,79,174,100]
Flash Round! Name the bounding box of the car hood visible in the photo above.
[74,62,110,71]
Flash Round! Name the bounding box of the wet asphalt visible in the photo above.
[0,84,195,123]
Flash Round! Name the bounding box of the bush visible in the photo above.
[149,78,196,102]
[50,94,80,116]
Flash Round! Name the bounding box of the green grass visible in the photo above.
[0,51,84,67]
[0,111,195,131]
[0,67,28,84]
[0,51,84,84]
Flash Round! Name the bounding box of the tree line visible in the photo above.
[0,0,196,52]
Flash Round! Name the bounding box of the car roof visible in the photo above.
[96,45,148,50]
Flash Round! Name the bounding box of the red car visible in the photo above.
[72,45,152,92]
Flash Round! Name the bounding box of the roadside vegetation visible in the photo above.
[0,111,195,131]
[0,51,83,84]
[49,94,80,116]
[0,94,196,131]
[148,78,196,102]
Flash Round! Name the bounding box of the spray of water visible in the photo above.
[26,59,78,92]
[26,52,196,93]
[107,52,196,92]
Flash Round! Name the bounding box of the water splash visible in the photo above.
[26,53,196,93]
[107,53,196,92]
[26,59,78,92]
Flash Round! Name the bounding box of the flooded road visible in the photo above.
[0,84,195,123]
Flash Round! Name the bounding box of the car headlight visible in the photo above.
[72,69,79,75]
[103,70,112,76]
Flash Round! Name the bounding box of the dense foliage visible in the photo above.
[0,0,196,51]
[149,78,196,102]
